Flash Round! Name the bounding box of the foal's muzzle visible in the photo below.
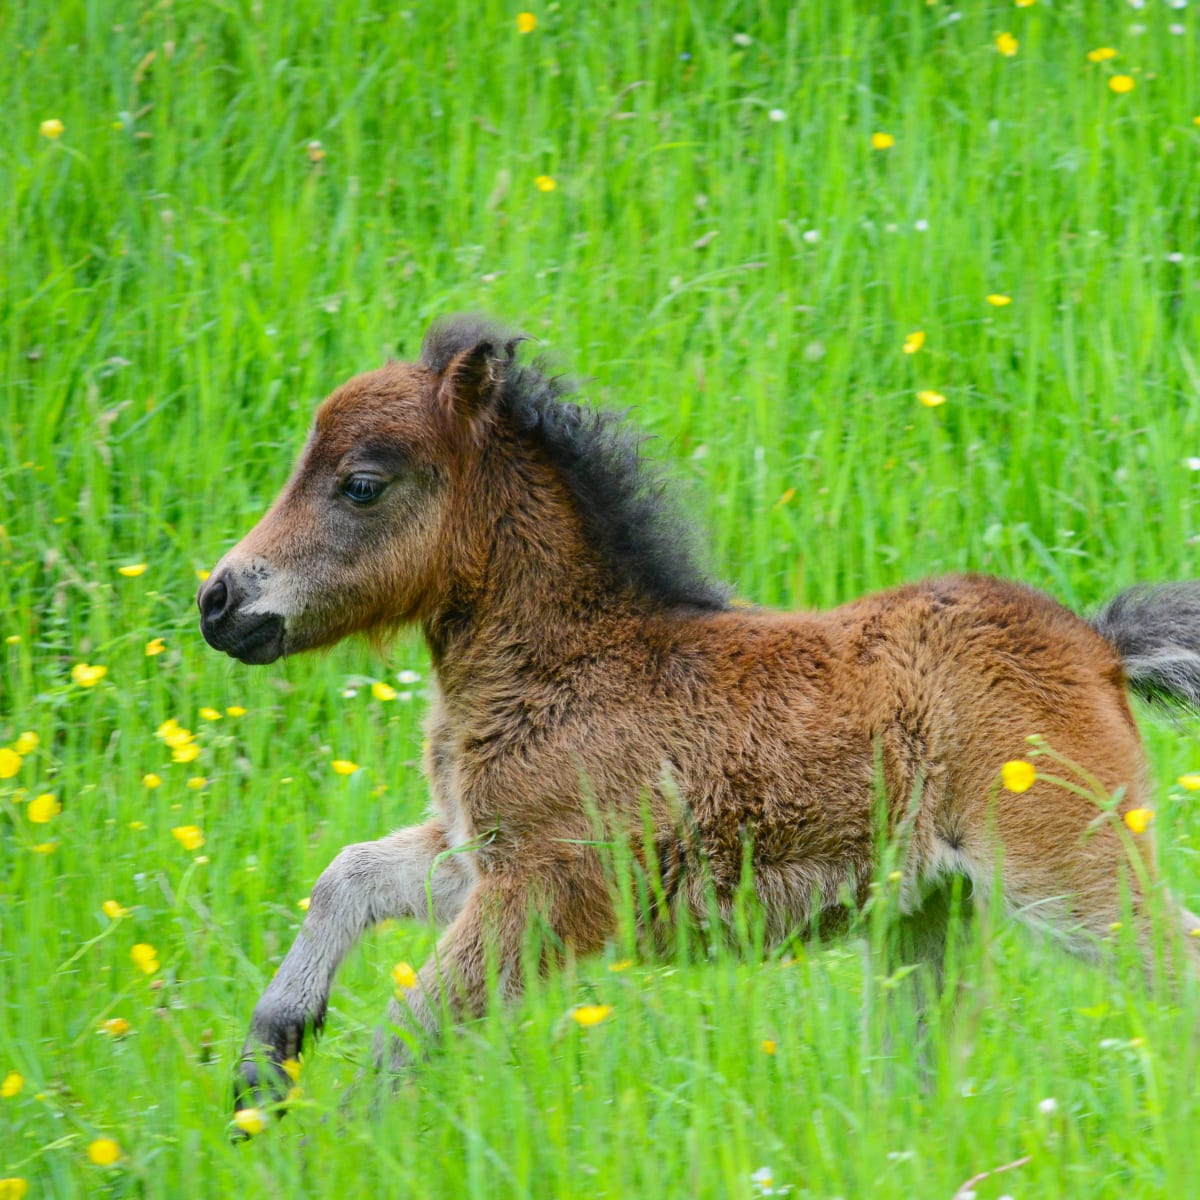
[198,570,286,665]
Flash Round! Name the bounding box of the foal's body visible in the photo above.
[426,574,1145,951]
[198,317,1200,1111]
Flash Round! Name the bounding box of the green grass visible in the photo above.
[3,0,1200,1194]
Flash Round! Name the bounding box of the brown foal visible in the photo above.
[198,316,1200,1114]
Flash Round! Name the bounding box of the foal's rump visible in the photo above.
[835,573,1200,964]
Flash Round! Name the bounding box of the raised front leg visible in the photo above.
[236,818,473,1110]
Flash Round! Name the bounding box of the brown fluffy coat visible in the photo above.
[198,317,1200,1112]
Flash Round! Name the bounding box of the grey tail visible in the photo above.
[1091,583,1200,713]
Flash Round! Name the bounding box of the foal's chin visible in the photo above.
[202,613,288,665]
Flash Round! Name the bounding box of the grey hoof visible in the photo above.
[230,1054,293,1137]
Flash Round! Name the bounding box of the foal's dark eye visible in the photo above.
[341,475,385,505]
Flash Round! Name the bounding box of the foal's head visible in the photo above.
[198,318,519,663]
[199,316,728,665]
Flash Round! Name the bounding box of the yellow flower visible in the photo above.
[916,390,946,408]
[127,820,147,831]
[172,742,200,764]
[186,776,206,790]
[331,759,360,775]
[172,824,205,851]
[0,1179,28,1200]
[28,793,61,824]
[102,900,129,920]
[392,961,419,991]
[995,32,1018,57]
[773,487,796,509]
[12,732,38,755]
[233,1107,267,1136]
[1109,75,1135,95]
[131,944,160,974]
[226,705,247,717]
[156,718,179,738]
[1001,760,1037,793]
[196,568,211,581]
[371,681,398,701]
[1014,0,1035,6]
[1,1071,23,1098]
[87,1138,121,1166]
[117,563,147,577]
[870,131,895,150]
[199,706,223,721]
[0,749,21,779]
[5,635,20,645]
[986,294,1012,307]
[100,1017,131,1037]
[1178,774,1200,791]
[142,773,162,789]
[297,897,311,911]
[39,118,64,139]
[516,11,537,33]
[571,1004,613,1027]
[902,330,925,355]
[1123,807,1154,835]
[144,639,165,662]
[32,842,58,855]
[607,958,633,972]
[1087,47,1118,63]
[761,1039,777,1055]
[71,663,108,687]
[282,1058,302,1082]
[160,724,193,749]
[534,174,557,192]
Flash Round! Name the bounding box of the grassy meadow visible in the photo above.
[4,0,1200,1194]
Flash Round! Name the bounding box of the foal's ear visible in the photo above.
[422,316,526,423]
[434,335,526,422]
[435,340,504,417]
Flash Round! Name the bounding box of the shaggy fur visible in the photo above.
[197,316,1200,1115]
[421,316,730,613]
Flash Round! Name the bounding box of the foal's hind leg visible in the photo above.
[960,792,1200,988]
[877,883,976,1077]
[888,883,975,998]
[236,818,473,1111]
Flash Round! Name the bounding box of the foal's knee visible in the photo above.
[317,839,376,888]
[308,840,386,921]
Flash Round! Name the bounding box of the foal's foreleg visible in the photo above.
[235,818,472,1108]
[380,858,616,1073]
[378,879,524,1073]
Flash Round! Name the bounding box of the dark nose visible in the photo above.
[198,573,232,625]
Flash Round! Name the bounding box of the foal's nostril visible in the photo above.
[199,575,231,624]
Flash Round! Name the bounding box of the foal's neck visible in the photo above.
[423,453,659,695]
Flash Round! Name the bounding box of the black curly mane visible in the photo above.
[422,317,730,613]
